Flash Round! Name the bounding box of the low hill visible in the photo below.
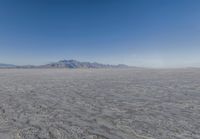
[0,63,16,68]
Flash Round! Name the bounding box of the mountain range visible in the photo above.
[0,63,16,68]
[0,60,129,69]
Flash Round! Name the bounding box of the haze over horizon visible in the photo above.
[1,0,200,68]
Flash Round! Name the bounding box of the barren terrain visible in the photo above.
[0,69,200,139]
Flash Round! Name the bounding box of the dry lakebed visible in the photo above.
[0,69,199,139]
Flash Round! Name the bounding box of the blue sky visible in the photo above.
[0,0,200,67]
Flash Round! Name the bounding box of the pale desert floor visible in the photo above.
[0,69,200,139]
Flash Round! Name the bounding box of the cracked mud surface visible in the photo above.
[0,69,200,139]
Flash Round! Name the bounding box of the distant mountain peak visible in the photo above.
[0,60,129,69]
[59,59,77,63]
[41,59,129,69]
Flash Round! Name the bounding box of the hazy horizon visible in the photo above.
[1,0,200,68]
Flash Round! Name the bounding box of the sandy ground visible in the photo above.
[0,68,200,139]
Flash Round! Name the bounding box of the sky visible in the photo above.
[0,0,200,67]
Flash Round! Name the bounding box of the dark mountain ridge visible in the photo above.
[0,60,129,69]
[40,60,129,68]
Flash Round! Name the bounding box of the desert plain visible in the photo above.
[0,68,199,139]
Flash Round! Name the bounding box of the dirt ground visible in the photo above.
[0,69,199,139]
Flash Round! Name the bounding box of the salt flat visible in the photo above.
[0,69,200,139]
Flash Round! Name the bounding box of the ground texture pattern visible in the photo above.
[0,69,200,139]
